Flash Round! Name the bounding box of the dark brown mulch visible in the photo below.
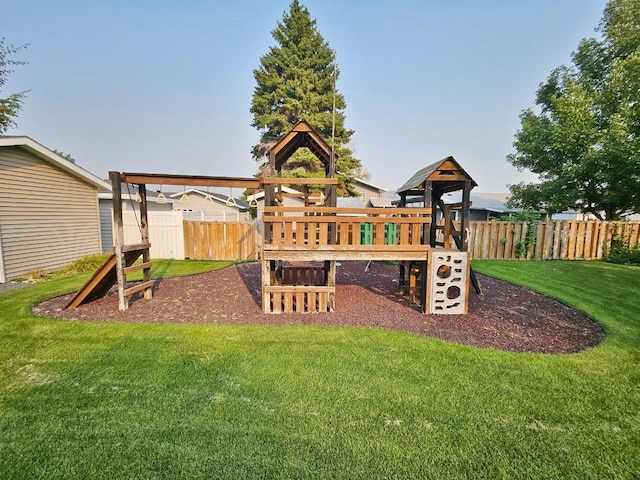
[34,261,605,354]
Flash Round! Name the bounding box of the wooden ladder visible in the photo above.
[115,243,153,310]
[64,243,153,310]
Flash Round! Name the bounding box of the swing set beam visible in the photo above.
[120,172,261,189]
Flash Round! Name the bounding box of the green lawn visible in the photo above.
[0,260,638,479]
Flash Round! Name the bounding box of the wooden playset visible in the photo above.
[67,120,478,315]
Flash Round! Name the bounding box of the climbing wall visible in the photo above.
[428,250,470,314]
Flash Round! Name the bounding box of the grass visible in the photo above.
[0,260,638,479]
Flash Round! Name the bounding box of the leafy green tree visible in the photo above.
[0,38,29,134]
[507,0,639,220]
[250,0,362,195]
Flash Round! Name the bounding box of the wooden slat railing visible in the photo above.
[263,207,432,249]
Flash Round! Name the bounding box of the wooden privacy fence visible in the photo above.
[183,221,258,260]
[469,219,640,260]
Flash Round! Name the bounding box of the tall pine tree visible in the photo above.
[250,0,362,195]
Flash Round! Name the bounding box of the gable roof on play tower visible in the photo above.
[396,156,477,196]
[265,120,336,174]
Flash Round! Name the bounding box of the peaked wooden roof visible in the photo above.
[396,156,477,196]
[266,120,335,174]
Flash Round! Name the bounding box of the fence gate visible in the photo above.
[183,221,258,261]
[122,211,185,259]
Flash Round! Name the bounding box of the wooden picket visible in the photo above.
[183,221,258,261]
[468,220,640,260]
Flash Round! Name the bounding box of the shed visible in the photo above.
[98,186,174,254]
[0,136,110,282]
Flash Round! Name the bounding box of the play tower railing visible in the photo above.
[263,206,433,256]
[261,206,435,313]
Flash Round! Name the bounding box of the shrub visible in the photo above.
[605,239,640,266]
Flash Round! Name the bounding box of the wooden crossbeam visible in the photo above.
[122,242,151,253]
[122,262,152,274]
[264,206,432,216]
[264,215,431,224]
[262,247,431,262]
[261,177,338,186]
[121,173,260,189]
[123,280,155,297]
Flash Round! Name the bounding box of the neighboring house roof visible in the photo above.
[443,192,522,214]
[367,197,396,208]
[337,196,365,208]
[98,191,177,204]
[98,183,176,203]
[0,136,110,190]
[352,177,387,192]
[246,186,302,202]
[168,188,248,210]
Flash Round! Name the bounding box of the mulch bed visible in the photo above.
[34,261,605,354]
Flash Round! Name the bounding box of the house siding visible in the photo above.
[352,184,382,205]
[0,146,102,280]
[99,200,114,253]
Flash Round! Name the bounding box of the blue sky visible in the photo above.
[2,0,607,193]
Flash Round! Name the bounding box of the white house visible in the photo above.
[350,177,388,206]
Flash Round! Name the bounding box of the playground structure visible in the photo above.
[67,120,477,314]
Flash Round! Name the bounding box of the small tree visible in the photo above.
[507,0,639,220]
[52,149,76,164]
[250,0,362,195]
[0,38,29,134]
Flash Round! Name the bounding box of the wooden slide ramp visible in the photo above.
[65,245,149,309]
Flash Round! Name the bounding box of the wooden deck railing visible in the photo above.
[263,206,432,250]
[262,206,435,261]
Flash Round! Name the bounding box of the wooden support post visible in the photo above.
[430,190,439,247]
[325,183,337,245]
[138,183,152,300]
[461,180,472,251]
[399,263,406,293]
[110,171,127,311]
[423,181,433,246]
[264,184,274,244]
[262,258,271,313]
[424,251,433,314]
[419,260,427,314]
[327,260,336,311]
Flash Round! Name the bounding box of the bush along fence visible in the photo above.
[468,219,640,260]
